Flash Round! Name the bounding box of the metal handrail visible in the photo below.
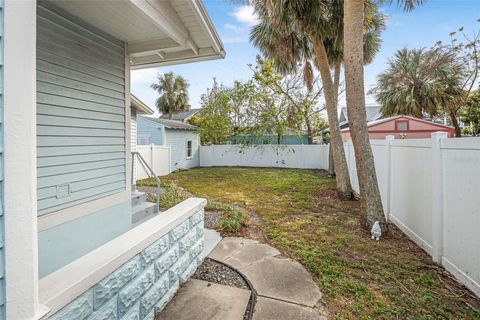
[131,151,161,208]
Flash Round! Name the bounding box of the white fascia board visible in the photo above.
[131,47,224,69]
[187,0,224,54]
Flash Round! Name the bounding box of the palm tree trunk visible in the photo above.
[312,38,352,200]
[344,0,387,231]
[328,142,335,176]
[449,110,462,137]
[328,62,342,177]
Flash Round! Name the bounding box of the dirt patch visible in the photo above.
[204,211,223,229]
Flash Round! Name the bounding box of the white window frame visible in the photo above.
[186,139,193,159]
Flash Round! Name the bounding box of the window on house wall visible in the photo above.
[396,121,408,131]
[187,140,192,159]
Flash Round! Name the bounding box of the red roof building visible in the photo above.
[341,115,455,142]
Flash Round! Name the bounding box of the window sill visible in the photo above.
[39,197,207,316]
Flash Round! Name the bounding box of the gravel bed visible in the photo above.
[192,258,248,290]
[204,211,223,229]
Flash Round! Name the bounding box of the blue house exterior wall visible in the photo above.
[137,118,200,171]
[36,3,131,278]
[0,2,5,319]
[137,117,164,145]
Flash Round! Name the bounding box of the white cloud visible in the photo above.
[131,68,161,86]
[224,23,244,34]
[230,5,259,27]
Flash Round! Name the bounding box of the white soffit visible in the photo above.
[51,0,225,69]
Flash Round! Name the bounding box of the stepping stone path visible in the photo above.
[158,237,326,320]
[210,237,325,319]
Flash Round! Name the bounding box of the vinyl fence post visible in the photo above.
[384,135,395,222]
[431,131,448,263]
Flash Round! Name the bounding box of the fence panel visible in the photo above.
[441,138,480,297]
[136,145,171,181]
[199,144,330,170]
[389,139,434,255]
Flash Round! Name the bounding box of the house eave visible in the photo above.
[50,0,226,69]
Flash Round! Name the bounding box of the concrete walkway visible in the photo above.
[158,237,326,320]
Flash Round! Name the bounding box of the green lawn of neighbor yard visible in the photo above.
[138,167,480,320]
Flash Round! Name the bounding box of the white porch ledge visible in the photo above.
[39,197,207,316]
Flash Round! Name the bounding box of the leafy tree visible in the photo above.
[250,57,327,144]
[192,79,234,145]
[151,72,189,119]
[435,22,480,136]
[373,48,464,120]
[460,90,480,135]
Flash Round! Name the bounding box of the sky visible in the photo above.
[131,0,480,114]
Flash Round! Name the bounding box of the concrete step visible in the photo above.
[201,229,222,260]
[132,201,159,224]
[131,191,148,207]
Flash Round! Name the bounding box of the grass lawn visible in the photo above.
[139,167,480,320]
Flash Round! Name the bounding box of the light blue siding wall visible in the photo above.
[36,2,126,215]
[36,3,132,278]
[0,2,5,319]
[166,129,199,171]
[137,117,164,145]
[38,201,131,278]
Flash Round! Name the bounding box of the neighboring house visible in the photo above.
[338,105,383,130]
[159,108,202,122]
[138,116,200,171]
[3,1,224,320]
[341,115,455,141]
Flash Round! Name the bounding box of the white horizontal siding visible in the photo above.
[37,2,126,216]
[167,129,200,171]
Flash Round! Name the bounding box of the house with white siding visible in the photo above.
[138,116,200,172]
[2,1,224,320]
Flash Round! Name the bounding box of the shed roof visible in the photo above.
[139,116,197,130]
[159,108,202,121]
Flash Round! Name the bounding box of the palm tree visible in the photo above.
[373,48,464,120]
[251,0,354,200]
[151,72,189,119]
[343,0,424,231]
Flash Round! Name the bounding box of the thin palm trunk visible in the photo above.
[344,0,387,231]
[313,38,352,200]
[329,62,342,177]
[449,110,461,137]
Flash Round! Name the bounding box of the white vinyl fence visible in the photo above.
[344,133,480,297]
[200,144,330,169]
[201,137,480,297]
[135,144,171,181]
